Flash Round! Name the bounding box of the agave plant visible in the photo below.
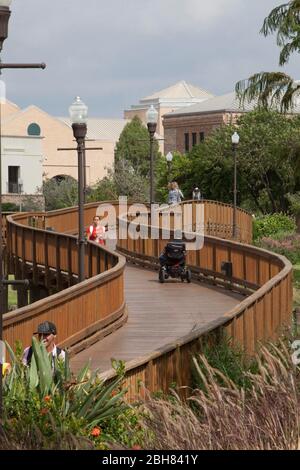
[3,339,128,435]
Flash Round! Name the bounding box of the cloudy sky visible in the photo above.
[1,0,299,118]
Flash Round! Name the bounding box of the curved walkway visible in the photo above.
[71,264,243,373]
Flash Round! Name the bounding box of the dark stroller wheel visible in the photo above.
[159,268,165,283]
[186,269,192,283]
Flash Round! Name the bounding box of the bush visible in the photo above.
[142,341,300,450]
[192,337,258,391]
[257,233,300,264]
[253,213,296,241]
[1,203,19,212]
[2,340,140,449]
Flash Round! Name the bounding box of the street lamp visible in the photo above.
[146,104,158,204]
[166,151,173,182]
[0,0,11,53]
[0,0,45,420]
[231,131,240,239]
[69,96,88,283]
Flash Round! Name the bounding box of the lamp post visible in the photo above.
[231,131,240,239]
[146,105,158,205]
[18,178,23,211]
[69,96,88,283]
[0,0,45,420]
[166,151,173,182]
[0,0,11,53]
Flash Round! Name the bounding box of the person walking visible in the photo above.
[192,187,201,201]
[168,181,183,205]
[87,215,106,246]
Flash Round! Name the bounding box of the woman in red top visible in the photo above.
[87,215,106,245]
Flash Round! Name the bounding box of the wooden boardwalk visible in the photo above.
[71,264,243,373]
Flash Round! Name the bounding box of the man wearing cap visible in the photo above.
[22,321,66,366]
[192,187,201,201]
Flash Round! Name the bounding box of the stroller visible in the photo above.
[159,241,192,283]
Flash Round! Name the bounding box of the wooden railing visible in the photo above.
[180,200,252,244]
[107,213,292,400]
[2,200,291,401]
[3,210,126,352]
[1,212,14,244]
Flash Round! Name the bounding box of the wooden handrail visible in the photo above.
[4,209,126,350]
[2,199,290,400]
[110,212,292,400]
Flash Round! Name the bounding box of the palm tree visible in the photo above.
[236,1,300,112]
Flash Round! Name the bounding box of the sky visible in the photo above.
[1,0,299,118]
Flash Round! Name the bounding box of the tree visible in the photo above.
[88,159,150,203]
[115,115,159,177]
[43,176,78,211]
[156,109,300,213]
[236,1,300,111]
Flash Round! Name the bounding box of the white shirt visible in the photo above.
[22,344,66,366]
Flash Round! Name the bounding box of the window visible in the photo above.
[8,166,20,193]
[192,132,197,147]
[184,133,189,152]
[199,132,205,142]
[27,123,41,136]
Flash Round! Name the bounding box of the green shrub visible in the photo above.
[1,203,19,212]
[253,213,296,241]
[3,339,136,449]
[192,337,259,392]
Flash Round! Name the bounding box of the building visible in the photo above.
[58,116,129,184]
[1,99,129,207]
[124,80,214,151]
[163,91,256,154]
[1,100,43,208]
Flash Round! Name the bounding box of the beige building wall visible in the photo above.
[2,100,21,119]
[124,105,178,137]
[2,106,113,186]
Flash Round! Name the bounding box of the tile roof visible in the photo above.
[164,91,300,117]
[141,80,214,102]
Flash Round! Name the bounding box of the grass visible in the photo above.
[141,340,300,450]
[7,275,17,310]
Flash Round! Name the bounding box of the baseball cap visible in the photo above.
[35,321,57,335]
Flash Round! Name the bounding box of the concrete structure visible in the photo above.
[1,134,43,208]
[124,81,214,151]
[1,100,129,193]
[163,91,255,154]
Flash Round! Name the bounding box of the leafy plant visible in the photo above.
[3,340,130,448]
[253,213,296,240]
[192,337,259,392]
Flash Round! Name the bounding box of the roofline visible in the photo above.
[2,104,71,130]
[2,134,44,139]
[163,108,249,119]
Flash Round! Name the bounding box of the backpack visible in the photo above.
[25,346,63,366]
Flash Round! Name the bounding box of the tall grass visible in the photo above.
[142,341,300,450]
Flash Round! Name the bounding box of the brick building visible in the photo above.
[163,91,255,154]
